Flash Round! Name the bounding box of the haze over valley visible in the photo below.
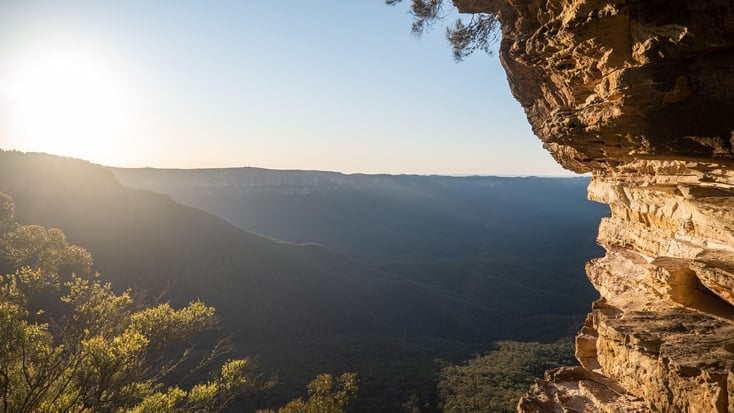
[0,150,606,411]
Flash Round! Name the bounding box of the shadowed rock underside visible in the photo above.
[452,0,734,411]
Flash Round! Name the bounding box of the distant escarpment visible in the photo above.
[454,0,734,411]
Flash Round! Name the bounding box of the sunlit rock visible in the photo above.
[451,0,734,411]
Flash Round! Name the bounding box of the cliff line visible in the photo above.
[453,0,734,411]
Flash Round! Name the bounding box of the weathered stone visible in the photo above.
[517,366,651,413]
[489,0,734,174]
[448,0,734,411]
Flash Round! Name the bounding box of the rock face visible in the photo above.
[452,0,734,411]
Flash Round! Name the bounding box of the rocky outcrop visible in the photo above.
[488,0,734,173]
[451,0,734,411]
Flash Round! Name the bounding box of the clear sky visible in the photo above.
[0,0,571,176]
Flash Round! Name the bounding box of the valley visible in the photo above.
[0,150,607,411]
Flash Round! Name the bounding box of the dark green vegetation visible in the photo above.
[437,340,575,412]
[1,150,606,411]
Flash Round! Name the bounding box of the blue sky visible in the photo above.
[0,1,571,175]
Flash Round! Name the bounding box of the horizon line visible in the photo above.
[2,148,583,178]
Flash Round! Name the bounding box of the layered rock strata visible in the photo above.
[451,0,734,411]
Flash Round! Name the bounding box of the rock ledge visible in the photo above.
[452,0,734,411]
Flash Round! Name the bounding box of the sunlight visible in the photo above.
[1,47,143,164]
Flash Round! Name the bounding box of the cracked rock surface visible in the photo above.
[451,0,734,411]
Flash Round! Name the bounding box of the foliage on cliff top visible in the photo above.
[386,0,500,61]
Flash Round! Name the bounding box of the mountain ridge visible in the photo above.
[1,149,601,344]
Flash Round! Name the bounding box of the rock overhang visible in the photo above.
[450,0,734,411]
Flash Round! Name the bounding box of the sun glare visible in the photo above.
[1,47,143,165]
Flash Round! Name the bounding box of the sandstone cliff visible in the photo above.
[452,0,734,411]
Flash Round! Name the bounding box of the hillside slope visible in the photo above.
[0,151,396,340]
[112,167,607,323]
[1,150,596,343]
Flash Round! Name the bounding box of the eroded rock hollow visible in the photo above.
[453,0,734,411]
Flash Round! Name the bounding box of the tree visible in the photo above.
[0,193,13,231]
[0,224,93,278]
[0,193,266,412]
[385,0,500,61]
[258,373,358,413]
